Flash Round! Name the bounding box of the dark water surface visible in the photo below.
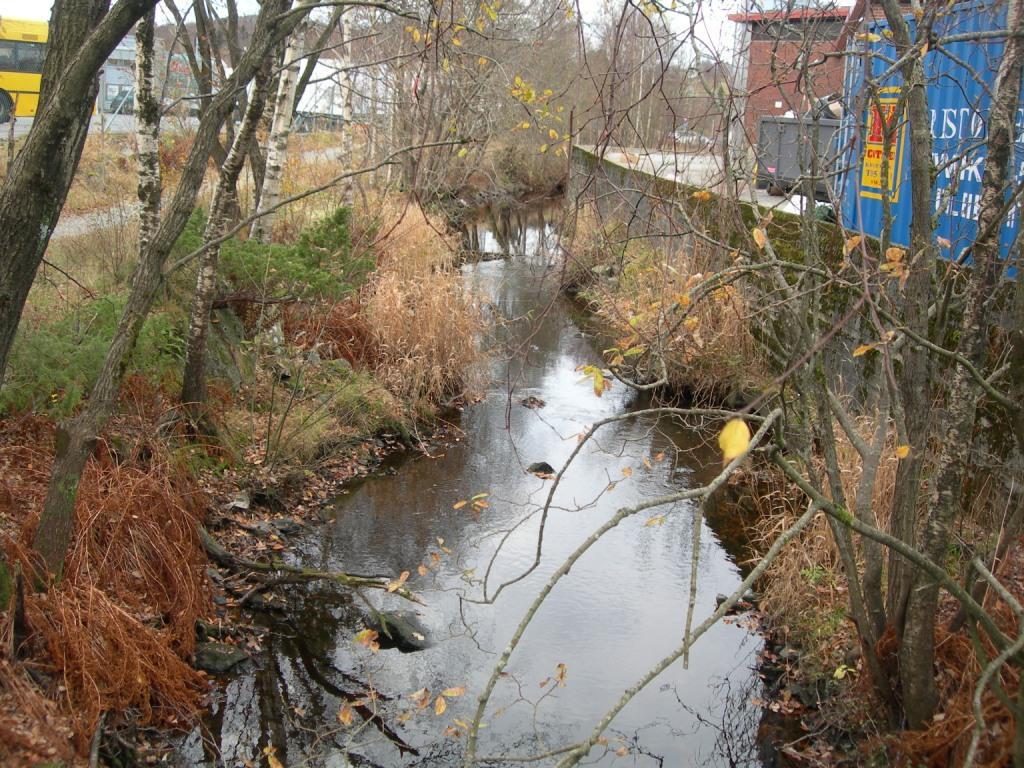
[181,202,764,767]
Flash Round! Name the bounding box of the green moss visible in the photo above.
[832,505,856,528]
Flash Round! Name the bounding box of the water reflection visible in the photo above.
[181,201,766,767]
[460,200,561,258]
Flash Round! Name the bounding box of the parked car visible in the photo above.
[669,129,715,151]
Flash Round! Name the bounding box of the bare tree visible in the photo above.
[180,59,273,418]
[0,0,159,387]
[32,0,309,580]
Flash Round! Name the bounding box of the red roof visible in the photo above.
[728,7,851,23]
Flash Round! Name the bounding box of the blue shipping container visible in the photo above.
[840,0,1024,261]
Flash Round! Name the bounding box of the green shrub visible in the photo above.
[177,206,373,301]
[0,297,186,417]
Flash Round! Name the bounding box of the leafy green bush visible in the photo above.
[177,206,373,300]
[0,297,185,417]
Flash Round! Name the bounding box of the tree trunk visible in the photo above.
[898,0,1024,728]
[0,0,158,388]
[180,61,273,415]
[35,8,162,577]
[135,9,161,254]
[31,0,305,581]
[876,4,938,646]
[251,24,306,243]
[339,9,355,209]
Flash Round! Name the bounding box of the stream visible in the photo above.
[179,200,768,768]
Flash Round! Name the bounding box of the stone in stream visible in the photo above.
[526,461,555,476]
[194,641,249,674]
[366,610,431,653]
[520,395,546,409]
[715,590,761,614]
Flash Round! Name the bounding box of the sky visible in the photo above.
[0,0,52,21]
[0,0,749,68]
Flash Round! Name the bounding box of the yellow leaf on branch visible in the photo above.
[718,419,751,462]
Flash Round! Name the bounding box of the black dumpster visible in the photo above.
[756,116,841,199]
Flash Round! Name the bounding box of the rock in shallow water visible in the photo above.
[526,461,555,476]
[194,642,249,674]
[366,610,431,653]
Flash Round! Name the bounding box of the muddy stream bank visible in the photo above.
[179,201,772,767]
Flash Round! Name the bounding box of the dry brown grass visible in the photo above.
[362,268,482,407]
[568,204,766,398]
[750,417,900,669]
[361,197,459,277]
[288,198,483,412]
[63,134,138,216]
[1,413,210,752]
[355,199,481,408]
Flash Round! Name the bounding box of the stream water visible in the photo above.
[180,201,767,768]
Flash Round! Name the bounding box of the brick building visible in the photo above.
[728,6,851,142]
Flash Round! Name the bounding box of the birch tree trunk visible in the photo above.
[339,9,355,208]
[135,9,161,254]
[31,0,304,581]
[180,62,273,416]
[250,25,306,242]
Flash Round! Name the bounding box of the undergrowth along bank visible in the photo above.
[561,175,1021,766]
[0,195,483,764]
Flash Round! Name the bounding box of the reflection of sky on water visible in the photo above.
[180,203,764,768]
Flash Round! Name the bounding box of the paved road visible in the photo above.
[1,112,205,140]
[53,202,139,240]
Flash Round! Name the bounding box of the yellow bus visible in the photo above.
[0,18,48,122]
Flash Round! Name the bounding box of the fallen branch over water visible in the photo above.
[196,524,422,603]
